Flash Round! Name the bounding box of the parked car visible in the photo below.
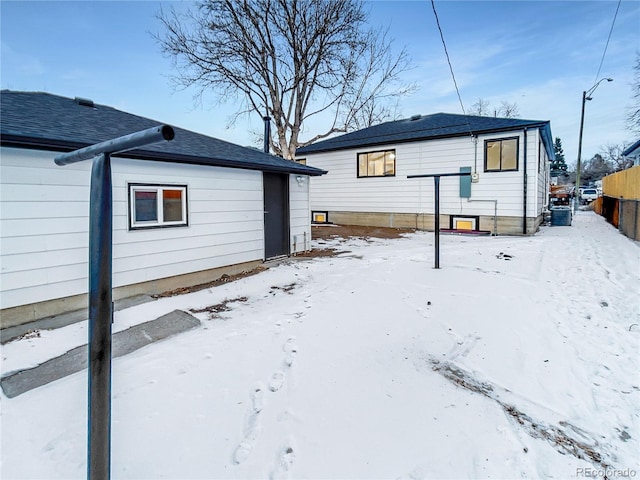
[580,188,599,204]
[568,186,586,198]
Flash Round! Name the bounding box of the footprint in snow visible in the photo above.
[283,336,299,367]
[279,445,295,470]
[284,349,297,367]
[233,386,264,465]
[447,334,481,361]
[269,371,285,392]
[252,384,265,413]
[233,441,253,465]
[283,337,297,353]
[232,410,261,464]
[270,443,296,479]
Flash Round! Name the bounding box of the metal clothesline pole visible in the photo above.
[407,171,472,269]
[54,125,175,480]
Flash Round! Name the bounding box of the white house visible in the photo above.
[0,91,325,328]
[622,139,640,166]
[296,113,554,236]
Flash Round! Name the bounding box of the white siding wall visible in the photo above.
[0,147,267,310]
[306,130,544,219]
[289,175,311,253]
[111,158,264,288]
[535,134,551,215]
[520,128,537,220]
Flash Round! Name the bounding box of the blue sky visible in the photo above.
[2,0,638,166]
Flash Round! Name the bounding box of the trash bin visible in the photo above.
[550,206,572,226]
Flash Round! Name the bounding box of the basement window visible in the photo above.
[485,137,518,172]
[450,216,479,231]
[312,211,329,223]
[357,149,396,177]
[129,184,188,229]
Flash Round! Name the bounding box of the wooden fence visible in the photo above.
[599,166,640,241]
[602,165,640,199]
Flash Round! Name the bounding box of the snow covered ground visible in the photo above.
[2,210,639,479]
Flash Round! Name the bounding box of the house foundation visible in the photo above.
[0,260,262,330]
[324,211,542,236]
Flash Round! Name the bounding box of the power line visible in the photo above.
[430,0,466,116]
[593,0,621,84]
[429,0,474,139]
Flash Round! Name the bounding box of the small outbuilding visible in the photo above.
[296,113,554,235]
[0,91,325,328]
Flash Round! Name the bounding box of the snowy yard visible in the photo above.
[1,210,639,479]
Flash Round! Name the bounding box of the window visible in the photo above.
[295,158,307,165]
[450,215,479,231]
[129,184,188,229]
[312,211,329,223]
[357,149,396,177]
[485,137,518,172]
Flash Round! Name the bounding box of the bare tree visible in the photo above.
[498,101,520,118]
[600,143,635,171]
[469,98,491,116]
[468,98,520,118]
[581,153,613,184]
[156,0,413,159]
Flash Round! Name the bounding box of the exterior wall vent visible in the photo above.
[74,97,94,108]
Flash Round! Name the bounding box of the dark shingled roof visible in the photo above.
[297,112,554,160]
[622,139,640,157]
[0,90,326,176]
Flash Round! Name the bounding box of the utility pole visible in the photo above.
[575,78,613,208]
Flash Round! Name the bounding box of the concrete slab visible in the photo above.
[0,295,155,344]
[1,310,200,398]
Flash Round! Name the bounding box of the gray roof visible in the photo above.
[0,90,325,176]
[622,139,640,157]
[297,112,555,160]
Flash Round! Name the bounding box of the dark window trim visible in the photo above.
[357,149,396,178]
[449,215,480,230]
[312,210,329,224]
[538,139,542,173]
[484,136,519,172]
[128,183,189,231]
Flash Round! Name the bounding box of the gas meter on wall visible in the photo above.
[471,172,480,183]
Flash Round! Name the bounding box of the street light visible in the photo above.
[575,77,613,207]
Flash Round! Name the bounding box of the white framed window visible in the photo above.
[128,184,188,229]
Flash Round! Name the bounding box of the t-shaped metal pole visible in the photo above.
[54,125,174,480]
[407,171,471,269]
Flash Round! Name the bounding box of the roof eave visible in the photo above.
[1,134,326,176]
[298,122,551,155]
[622,139,640,157]
[125,151,327,176]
